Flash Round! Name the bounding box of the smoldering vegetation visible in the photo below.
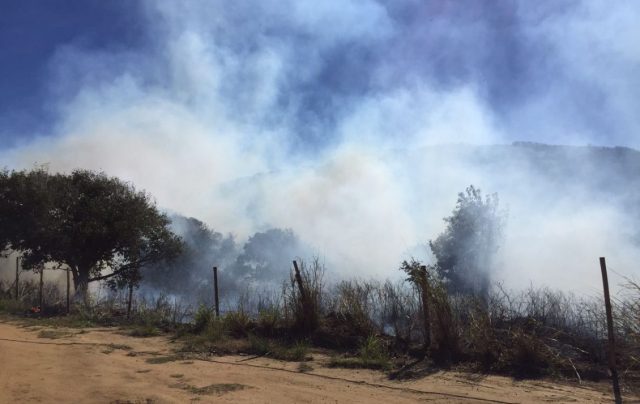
[1,258,638,392]
[138,215,312,306]
[137,142,640,301]
[1,143,639,392]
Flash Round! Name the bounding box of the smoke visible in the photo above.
[1,1,639,293]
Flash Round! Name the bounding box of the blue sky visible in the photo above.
[1,1,639,151]
[0,1,147,147]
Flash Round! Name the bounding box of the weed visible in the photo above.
[170,383,247,396]
[106,343,132,350]
[145,355,182,364]
[223,310,252,337]
[37,329,72,339]
[247,335,310,361]
[128,324,160,337]
[192,305,214,334]
[329,335,392,371]
[298,362,313,372]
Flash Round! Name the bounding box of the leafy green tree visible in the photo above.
[0,169,183,299]
[429,185,504,298]
[141,215,237,300]
[234,228,304,283]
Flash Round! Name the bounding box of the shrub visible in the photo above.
[329,335,392,371]
[223,310,252,337]
[329,281,376,337]
[193,304,214,334]
[285,258,325,334]
[257,305,282,336]
[498,329,555,378]
[248,335,309,361]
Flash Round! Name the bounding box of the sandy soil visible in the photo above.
[0,319,631,403]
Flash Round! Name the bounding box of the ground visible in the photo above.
[0,319,630,403]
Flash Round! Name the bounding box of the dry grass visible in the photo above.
[2,265,638,387]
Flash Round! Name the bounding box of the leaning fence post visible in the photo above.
[213,266,220,317]
[599,257,622,404]
[15,256,19,301]
[292,260,308,303]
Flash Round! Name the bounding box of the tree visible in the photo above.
[141,215,237,300]
[429,185,504,298]
[0,169,183,300]
[233,228,305,284]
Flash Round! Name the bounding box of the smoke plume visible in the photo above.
[1,1,639,294]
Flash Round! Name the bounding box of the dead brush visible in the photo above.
[615,279,640,393]
[256,305,282,336]
[223,310,253,337]
[497,327,557,378]
[427,277,461,364]
[284,258,324,334]
[376,280,421,345]
[462,300,502,370]
[329,280,376,337]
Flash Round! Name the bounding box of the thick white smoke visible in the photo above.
[1,1,638,293]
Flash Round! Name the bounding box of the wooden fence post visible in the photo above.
[15,256,19,301]
[599,257,622,404]
[127,281,134,319]
[39,268,44,312]
[292,260,306,300]
[213,266,220,317]
[66,269,71,314]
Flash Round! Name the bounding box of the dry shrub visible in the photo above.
[329,280,376,337]
[329,335,392,370]
[193,304,214,333]
[498,328,555,378]
[616,279,640,393]
[284,258,324,334]
[428,278,460,364]
[256,305,282,336]
[376,280,421,343]
[223,310,253,337]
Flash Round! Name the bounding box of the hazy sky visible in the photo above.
[1,1,639,290]
[1,1,639,150]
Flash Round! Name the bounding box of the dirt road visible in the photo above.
[0,319,623,403]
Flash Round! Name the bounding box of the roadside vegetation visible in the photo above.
[1,267,638,395]
[0,170,637,395]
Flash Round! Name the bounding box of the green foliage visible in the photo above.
[193,304,214,334]
[429,185,504,297]
[248,335,309,361]
[0,169,183,296]
[257,305,282,335]
[329,335,391,370]
[234,229,303,282]
[0,298,30,314]
[223,310,252,337]
[145,355,182,364]
[128,323,161,337]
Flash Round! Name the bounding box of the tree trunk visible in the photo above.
[73,267,90,306]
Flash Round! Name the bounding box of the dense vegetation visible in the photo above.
[0,169,183,299]
[1,262,638,394]
[0,165,637,396]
